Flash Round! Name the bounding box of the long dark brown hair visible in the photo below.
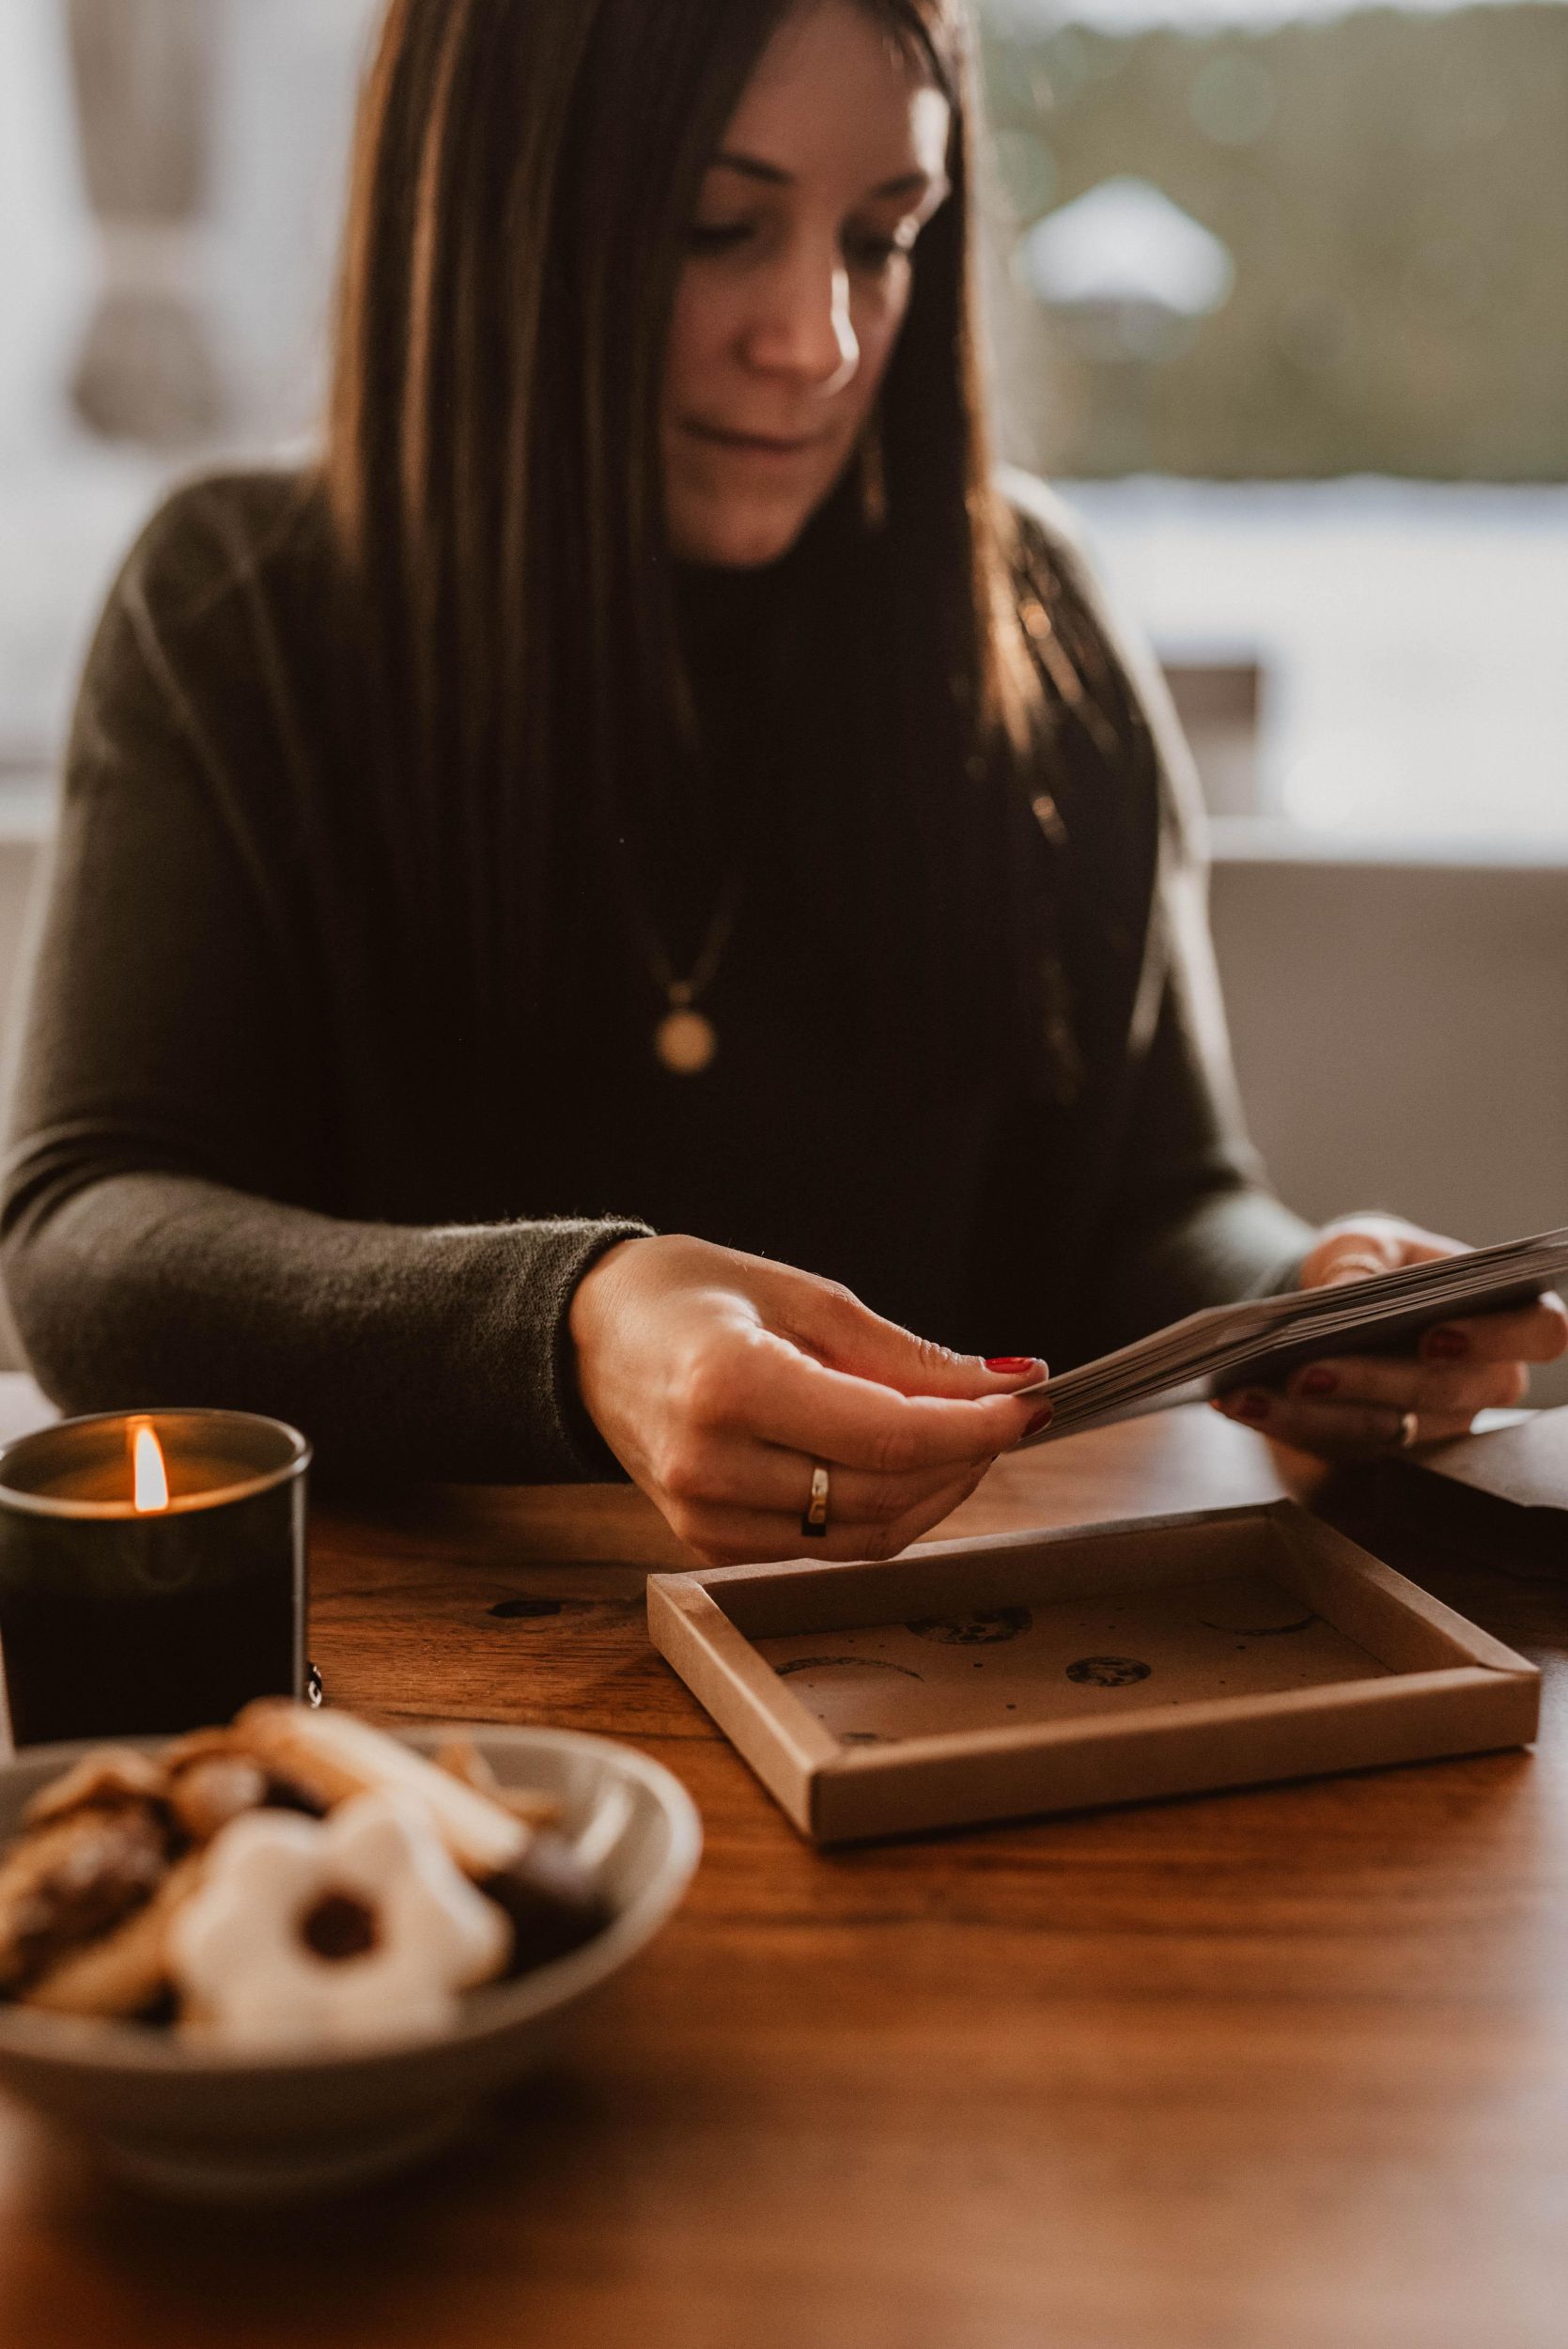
[322,0,1110,1068]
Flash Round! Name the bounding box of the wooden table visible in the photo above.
[0,1375,1564,2349]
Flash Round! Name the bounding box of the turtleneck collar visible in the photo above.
[673,550,793,677]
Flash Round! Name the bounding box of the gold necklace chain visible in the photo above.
[633,868,744,1077]
[619,582,789,1075]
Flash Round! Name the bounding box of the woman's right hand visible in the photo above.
[568,1234,1050,1565]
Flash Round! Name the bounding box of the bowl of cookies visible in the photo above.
[0,1702,702,2200]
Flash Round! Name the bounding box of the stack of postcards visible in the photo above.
[1020,1226,1568,1443]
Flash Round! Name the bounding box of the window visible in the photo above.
[982,0,1568,843]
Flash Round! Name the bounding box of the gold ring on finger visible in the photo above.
[800,1460,831,1540]
[1331,1250,1391,1280]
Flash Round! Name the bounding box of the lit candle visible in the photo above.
[132,1423,169,1514]
[0,1409,310,1749]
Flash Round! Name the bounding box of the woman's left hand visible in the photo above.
[1210,1213,1568,1458]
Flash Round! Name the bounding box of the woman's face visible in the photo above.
[661,0,952,569]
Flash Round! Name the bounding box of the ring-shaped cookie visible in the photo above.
[169,1791,512,2050]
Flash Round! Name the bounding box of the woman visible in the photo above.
[1,0,1559,1564]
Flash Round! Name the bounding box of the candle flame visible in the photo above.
[132,1424,169,1513]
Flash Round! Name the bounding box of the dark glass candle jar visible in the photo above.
[0,1410,309,1747]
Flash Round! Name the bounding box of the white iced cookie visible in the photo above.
[168,1793,512,2051]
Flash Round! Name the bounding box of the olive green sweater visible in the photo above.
[0,468,1312,1481]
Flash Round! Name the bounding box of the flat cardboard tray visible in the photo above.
[645,1501,1540,1844]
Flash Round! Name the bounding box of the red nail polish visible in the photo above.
[1022,1405,1053,1436]
[1232,1391,1270,1423]
[1421,1326,1469,1361]
[986,1356,1036,1374]
[1297,1366,1337,1397]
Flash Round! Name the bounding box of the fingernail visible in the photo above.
[1421,1326,1469,1361]
[1232,1391,1271,1423]
[986,1356,1038,1374]
[1297,1365,1338,1397]
[1022,1405,1053,1436]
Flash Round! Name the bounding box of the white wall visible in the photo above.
[1210,848,1568,1405]
[1211,851,1568,1245]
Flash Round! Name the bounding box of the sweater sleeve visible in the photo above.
[1003,471,1316,1346]
[0,486,651,1483]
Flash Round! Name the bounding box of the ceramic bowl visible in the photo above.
[0,1723,702,2201]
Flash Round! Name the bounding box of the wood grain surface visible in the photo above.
[0,1377,1564,2349]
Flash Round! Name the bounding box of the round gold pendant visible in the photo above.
[654,1007,718,1075]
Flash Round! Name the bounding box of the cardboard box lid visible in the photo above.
[648,1502,1539,1843]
